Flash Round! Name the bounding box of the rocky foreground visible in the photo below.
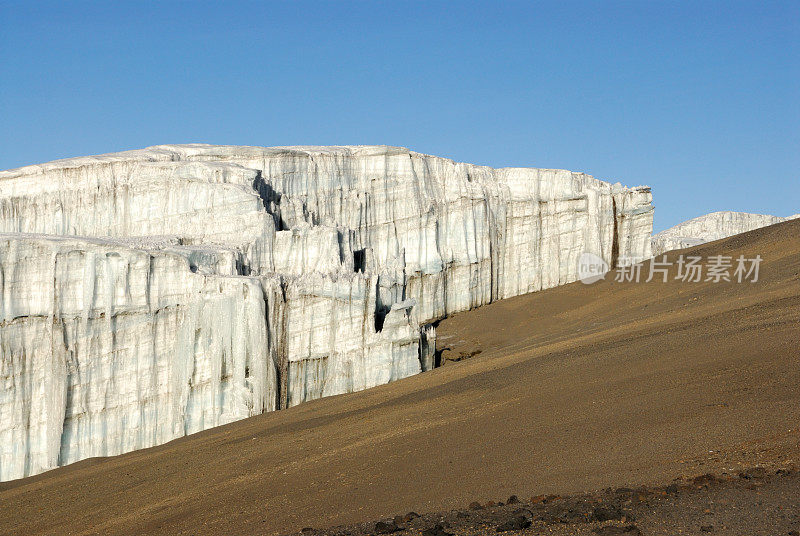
[299,467,799,536]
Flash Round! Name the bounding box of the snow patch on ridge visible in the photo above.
[651,211,799,256]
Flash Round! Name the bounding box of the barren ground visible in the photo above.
[1,220,798,536]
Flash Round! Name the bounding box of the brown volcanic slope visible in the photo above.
[1,220,799,536]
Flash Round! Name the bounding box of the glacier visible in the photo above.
[651,211,800,256]
[0,145,654,481]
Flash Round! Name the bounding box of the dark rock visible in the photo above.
[692,474,717,487]
[507,494,519,504]
[530,494,561,504]
[738,467,767,480]
[788,531,799,536]
[700,526,714,532]
[300,529,315,535]
[592,526,641,536]
[374,520,400,534]
[534,512,560,524]
[592,505,625,522]
[664,483,680,494]
[421,524,453,536]
[496,515,532,532]
[441,347,482,362]
[402,511,420,522]
[468,501,483,510]
[547,498,597,523]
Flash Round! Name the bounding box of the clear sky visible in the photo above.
[1,1,797,231]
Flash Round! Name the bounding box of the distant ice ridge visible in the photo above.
[651,211,799,256]
[0,145,654,481]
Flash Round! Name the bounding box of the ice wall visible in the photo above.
[0,235,276,480]
[0,145,654,480]
[651,211,799,256]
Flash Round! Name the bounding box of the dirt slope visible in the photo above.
[1,220,798,536]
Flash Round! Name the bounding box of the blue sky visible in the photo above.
[1,1,797,231]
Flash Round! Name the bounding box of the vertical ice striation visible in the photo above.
[0,236,276,480]
[0,145,654,480]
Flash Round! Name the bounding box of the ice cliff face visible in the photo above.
[0,145,654,481]
[0,235,276,479]
[651,211,799,256]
